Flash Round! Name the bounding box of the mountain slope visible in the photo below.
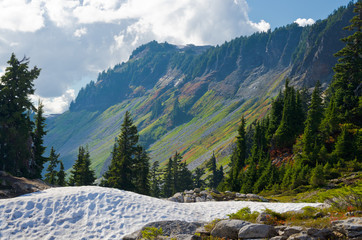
[44,3,355,176]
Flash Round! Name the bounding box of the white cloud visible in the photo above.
[0,0,45,32]
[31,89,76,114]
[74,27,88,37]
[0,0,271,114]
[294,18,315,27]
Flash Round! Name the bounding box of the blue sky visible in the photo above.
[0,0,354,114]
[248,0,353,29]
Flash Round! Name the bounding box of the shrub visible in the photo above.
[141,227,163,240]
[227,207,259,222]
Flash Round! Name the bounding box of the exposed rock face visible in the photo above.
[210,219,250,239]
[238,223,277,239]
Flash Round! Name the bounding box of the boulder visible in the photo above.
[123,220,204,240]
[246,193,259,199]
[210,219,250,239]
[195,197,204,202]
[332,217,362,239]
[238,223,277,239]
[281,226,303,237]
[194,188,201,193]
[287,231,318,240]
[306,228,334,240]
[235,193,246,198]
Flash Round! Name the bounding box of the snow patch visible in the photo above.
[0,186,321,239]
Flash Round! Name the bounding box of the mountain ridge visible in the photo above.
[44,3,355,176]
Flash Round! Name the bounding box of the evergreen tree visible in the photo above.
[268,90,284,138]
[57,161,66,186]
[178,161,193,191]
[328,2,362,126]
[0,54,40,177]
[101,111,149,192]
[302,81,324,166]
[162,157,173,197]
[69,146,95,186]
[227,117,247,191]
[206,153,218,189]
[310,164,325,187]
[32,100,47,178]
[133,146,150,195]
[332,125,356,162]
[150,161,161,197]
[44,147,59,185]
[193,167,205,189]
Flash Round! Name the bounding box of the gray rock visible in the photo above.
[211,219,250,239]
[184,195,194,203]
[306,228,334,240]
[200,190,208,195]
[332,217,362,238]
[225,191,232,194]
[246,193,259,199]
[281,226,303,237]
[184,190,194,194]
[171,234,201,240]
[287,231,318,240]
[195,197,204,202]
[193,188,201,193]
[235,193,246,198]
[259,196,268,202]
[123,230,141,240]
[123,220,204,240]
[238,223,277,239]
[270,236,287,240]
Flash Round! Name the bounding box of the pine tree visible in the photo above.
[162,157,173,197]
[310,164,325,187]
[57,161,66,186]
[329,2,362,126]
[302,81,324,166]
[193,167,205,189]
[101,111,142,191]
[69,146,95,186]
[227,116,247,191]
[0,54,40,177]
[32,100,47,178]
[45,147,60,185]
[133,146,150,195]
[150,161,161,197]
[206,153,218,189]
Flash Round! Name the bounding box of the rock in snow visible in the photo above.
[0,186,321,239]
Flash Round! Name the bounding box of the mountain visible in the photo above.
[44,3,355,176]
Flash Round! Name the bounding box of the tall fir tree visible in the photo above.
[162,157,173,197]
[44,147,60,185]
[227,116,247,191]
[302,81,324,166]
[0,54,40,177]
[193,167,205,189]
[69,146,95,186]
[57,161,66,186]
[150,161,161,197]
[32,100,47,178]
[133,146,150,195]
[328,2,362,127]
[101,111,149,192]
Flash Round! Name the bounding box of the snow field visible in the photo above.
[0,186,321,239]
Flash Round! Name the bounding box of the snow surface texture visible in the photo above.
[0,186,321,239]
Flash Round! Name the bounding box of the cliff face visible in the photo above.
[45,4,355,175]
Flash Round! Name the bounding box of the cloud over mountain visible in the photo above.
[0,0,270,114]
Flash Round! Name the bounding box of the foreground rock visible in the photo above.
[332,217,362,239]
[168,189,269,203]
[125,218,362,240]
[123,220,204,240]
[0,171,51,198]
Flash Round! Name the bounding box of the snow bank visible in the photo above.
[0,186,321,239]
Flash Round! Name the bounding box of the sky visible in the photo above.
[0,0,353,114]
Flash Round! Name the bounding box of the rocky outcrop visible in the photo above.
[332,217,362,239]
[210,220,250,239]
[123,219,356,240]
[123,220,204,240]
[167,189,269,203]
[0,171,51,198]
